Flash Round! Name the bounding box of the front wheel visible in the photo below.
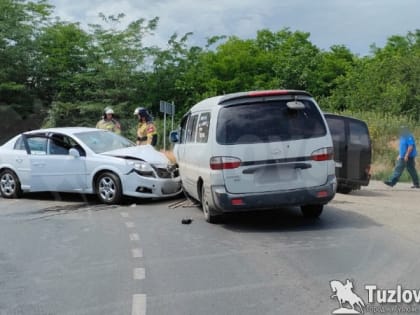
[301,204,323,218]
[201,185,222,224]
[0,169,22,198]
[95,172,122,204]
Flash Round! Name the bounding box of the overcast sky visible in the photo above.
[49,0,420,56]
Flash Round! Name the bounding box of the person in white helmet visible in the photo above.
[133,107,157,146]
[96,107,121,134]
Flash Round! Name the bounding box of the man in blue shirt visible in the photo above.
[384,126,419,188]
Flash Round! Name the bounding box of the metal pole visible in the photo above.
[171,102,175,131]
[163,111,167,151]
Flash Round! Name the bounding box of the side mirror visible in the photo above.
[169,130,179,143]
[69,148,81,158]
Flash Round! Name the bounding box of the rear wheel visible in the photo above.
[301,204,323,218]
[201,185,222,224]
[337,185,352,194]
[0,169,22,198]
[95,172,122,204]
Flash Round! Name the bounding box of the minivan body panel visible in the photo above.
[215,140,330,194]
[173,90,337,215]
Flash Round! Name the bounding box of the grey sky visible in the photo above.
[49,0,420,56]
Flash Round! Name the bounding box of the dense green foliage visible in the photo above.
[1,0,419,160]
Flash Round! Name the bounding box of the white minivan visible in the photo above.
[170,90,336,223]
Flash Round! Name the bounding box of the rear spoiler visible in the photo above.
[218,90,312,106]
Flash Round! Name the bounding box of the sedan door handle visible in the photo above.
[15,158,23,163]
[33,162,45,167]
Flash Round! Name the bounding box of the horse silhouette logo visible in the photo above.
[330,279,365,314]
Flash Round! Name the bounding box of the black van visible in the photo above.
[324,113,372,194]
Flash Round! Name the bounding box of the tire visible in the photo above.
[95,172,122,204]
[201,184,222,224]
[301,204,323,218]
[337,185,352,194]
[0,169,22,199]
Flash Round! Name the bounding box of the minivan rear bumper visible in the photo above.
[211,175,336,212]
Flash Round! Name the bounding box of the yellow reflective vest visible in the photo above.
[96,119,121,134]
[137,122,157,145]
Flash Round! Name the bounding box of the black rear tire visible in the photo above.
[0,169,22,199]
[301,204,323,218]
[201,185,222,224]
[95,172,122,204]
[337,185,352,194]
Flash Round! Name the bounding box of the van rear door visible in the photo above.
[215,99,333,194]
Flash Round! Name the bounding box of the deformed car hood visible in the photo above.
[101,145,169,164]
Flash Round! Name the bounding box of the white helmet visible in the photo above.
[104,107,114,115]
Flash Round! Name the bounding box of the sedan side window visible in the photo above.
[13,136,26,151]
[27,137,48,155]
[48,134,85,156]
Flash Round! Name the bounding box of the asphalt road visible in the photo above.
[1,181,420,315]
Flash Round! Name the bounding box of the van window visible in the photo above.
[179,115,189,144]
[186,115,198,143]
[216,100,326,145]
[349,121,370,146]
[197,113,211,143]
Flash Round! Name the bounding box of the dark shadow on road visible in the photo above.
[220,205,381,233]
[344,189,387,197]
[18,192,184,210]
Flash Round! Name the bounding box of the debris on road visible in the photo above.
[181,218,193,224]
[168,198,199,209]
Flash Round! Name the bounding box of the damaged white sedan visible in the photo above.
[0,127,182,204]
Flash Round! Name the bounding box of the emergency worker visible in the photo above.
[96,107,121,134]
[134,107,157,146]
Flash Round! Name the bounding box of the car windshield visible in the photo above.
[75,130,135,154]
[216,100,326,145]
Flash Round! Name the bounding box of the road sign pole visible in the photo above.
[163,111,167,151]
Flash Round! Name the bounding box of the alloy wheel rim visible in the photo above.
[99,176,116,202]
[0,173,16,196]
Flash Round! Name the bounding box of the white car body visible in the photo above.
[0,127,181,203]
[172,90,337,222]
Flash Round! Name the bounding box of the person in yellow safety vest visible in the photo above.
[133,107,157,146]
[96,107,121,134]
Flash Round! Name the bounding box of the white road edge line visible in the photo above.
[133,268,146,280]
[129,233,140,241]
[120,212,129,218]
[125,222,135,228]
[132,294,146,315]
[132,248,143,258]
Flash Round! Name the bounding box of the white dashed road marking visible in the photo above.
[121,214,146,314]
[131,248,143,258]
[129,233,140,241]
[133,268,146,280]
[132,294,146,315]
[125,221,135,228]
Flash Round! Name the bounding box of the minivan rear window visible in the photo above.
[216,100,326,145]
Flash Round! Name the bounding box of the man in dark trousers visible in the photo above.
[384,126,419,188]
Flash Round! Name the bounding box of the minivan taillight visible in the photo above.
[311,147,334,161]
[210,157,242,170]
